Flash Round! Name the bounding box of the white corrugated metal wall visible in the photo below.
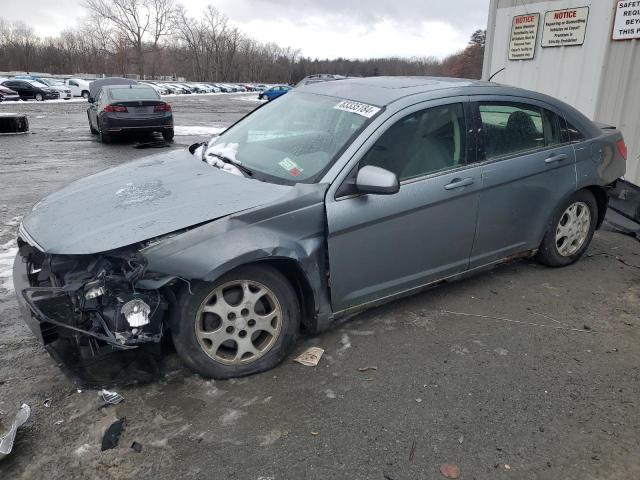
[482,0,640,184]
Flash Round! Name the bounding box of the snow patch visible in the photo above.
[0,240,17,294]
[337,333,351,356]
[173,126,227,136]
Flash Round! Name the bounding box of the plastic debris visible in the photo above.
[294,347,324,367]
[43,398,51,408]
[0,404,31,460]
[310,431,320,436]
[100,389,124,405]
[440,463,461,479]
[101,418,125,451]
[131,441,143,453]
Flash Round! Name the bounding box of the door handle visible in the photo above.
[545,153,567,164]
[444,177,475,190]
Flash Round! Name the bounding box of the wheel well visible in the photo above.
[257,258,316,332]
[583,186,608,229]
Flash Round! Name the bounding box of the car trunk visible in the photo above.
[109,100,166,119]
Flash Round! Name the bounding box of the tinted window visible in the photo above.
[360,103,466,181]
[108,87,160,101]
[479,103,545,158]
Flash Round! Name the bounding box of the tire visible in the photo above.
[172,264,301,379]
[35,93,44,102]
[162,128,174,142]
[98,123,111,143]
[537,190,597,267]
[87,112,98,134]
[82,91,90,99]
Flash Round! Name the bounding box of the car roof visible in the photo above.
[298,76,497,106]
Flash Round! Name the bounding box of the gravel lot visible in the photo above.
[0,93,639,480]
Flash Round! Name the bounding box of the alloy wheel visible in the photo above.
[195,280,283,365]
[555,201,591,256]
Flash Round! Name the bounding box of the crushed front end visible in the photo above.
[13,235,171,388]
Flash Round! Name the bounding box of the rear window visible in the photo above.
[109,87,159,101]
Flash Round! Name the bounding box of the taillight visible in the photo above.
[616,138,628,161]
[154,102,171,112]
[103,104,127,112]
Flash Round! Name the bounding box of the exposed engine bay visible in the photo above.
[16,240,173,387]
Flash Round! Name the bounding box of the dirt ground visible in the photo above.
[1,94,639,480]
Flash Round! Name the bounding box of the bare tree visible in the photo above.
[83,0,176,77]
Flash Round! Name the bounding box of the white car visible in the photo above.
[64,78,91,99]
[39,78,72,100]
[140,81,170,96]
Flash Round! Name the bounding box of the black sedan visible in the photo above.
[87,84,174,143]
[1,79,59,101]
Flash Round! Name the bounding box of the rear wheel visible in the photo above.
[537,190,597,267]
[162,128,174,142]
[172,265,300,379]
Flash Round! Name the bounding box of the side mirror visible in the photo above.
[88,97,94,104]
[355,165,399,195]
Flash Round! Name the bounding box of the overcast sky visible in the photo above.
[1,0,489,59]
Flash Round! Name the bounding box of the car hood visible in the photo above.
[21,148,292,254]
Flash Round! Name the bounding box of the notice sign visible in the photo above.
[542,6,589,47]
[509,13,540,60]
[613,1,640,40]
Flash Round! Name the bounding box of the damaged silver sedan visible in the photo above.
[13,77,626,385]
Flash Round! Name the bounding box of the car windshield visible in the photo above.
[109,87,160,101]
[205,92,378,183]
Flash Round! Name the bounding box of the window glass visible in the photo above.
[479,103,544,158]
[207,91,372,183]
[108,87,160,101]
[360,103,466,181]
[562,120,584,143]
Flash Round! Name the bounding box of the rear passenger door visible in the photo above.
[469,98,577,268]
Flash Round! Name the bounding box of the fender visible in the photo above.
[140,182,332,328]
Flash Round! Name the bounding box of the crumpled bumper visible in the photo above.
[12,252,163,388]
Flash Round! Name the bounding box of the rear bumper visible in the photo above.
[100,113,173,133]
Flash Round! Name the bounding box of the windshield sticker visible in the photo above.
[279,157,303,177]
[334,100,381,118]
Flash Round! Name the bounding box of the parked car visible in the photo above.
[65,78,91,99]
[37,78,72,100]
[213,83,233,93]
[13,77,626,384]
[87,83,173,143]
[0,85,20,102]
[140,81,170,96]
[1,79,59,101]
[259,85,291,101]
[168,83,190,94]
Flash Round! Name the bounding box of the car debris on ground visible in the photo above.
[294,347,324,366]
[0,404,31,460]
[99,389,124,406]
[101,418,125,451]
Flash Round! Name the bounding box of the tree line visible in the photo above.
[0,1,485,83]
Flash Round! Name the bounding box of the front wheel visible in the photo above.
[35,93,44,102]
[81,91,90,99]
[172,265,300,379]
[537,190,597,267]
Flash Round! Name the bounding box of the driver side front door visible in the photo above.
[326,98,482,313]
